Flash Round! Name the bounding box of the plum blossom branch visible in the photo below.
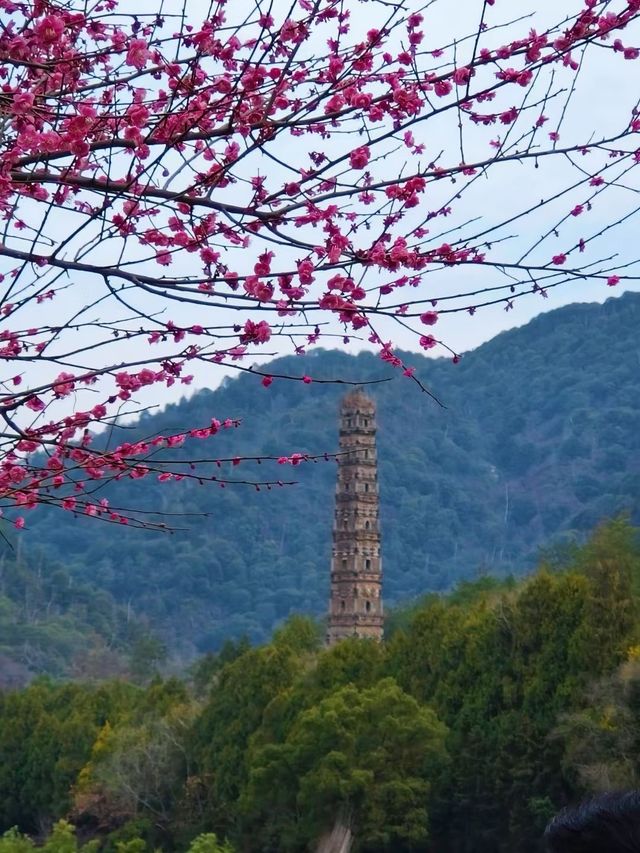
[0,0,639,527]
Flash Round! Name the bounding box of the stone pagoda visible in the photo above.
[326,390,383,645]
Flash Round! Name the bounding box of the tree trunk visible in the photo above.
[315,816,353,853]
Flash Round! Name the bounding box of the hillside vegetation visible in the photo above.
[8,292,640,655]
[2,521,640,853]
[0,548,166,686]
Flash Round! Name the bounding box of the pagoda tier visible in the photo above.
[326,390,383,644]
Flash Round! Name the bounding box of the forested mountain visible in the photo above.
[7,292,640,656]
[0,550,164,686]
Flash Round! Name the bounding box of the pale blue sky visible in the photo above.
[3,0,639,421]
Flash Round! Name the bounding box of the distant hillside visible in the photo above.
[8,292,640,657]
[0,548,156,685]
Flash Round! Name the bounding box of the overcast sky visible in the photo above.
[4,0,640,421]
[107,0,640,357]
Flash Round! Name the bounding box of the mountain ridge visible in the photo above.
[7,291,639,656]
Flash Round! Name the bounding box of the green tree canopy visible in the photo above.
[243,678,447,851]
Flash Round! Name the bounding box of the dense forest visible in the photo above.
[3,292,638,663]
[0,550,167,688]
[1,520,639,853]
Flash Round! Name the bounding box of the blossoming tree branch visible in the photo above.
[1,0,639,527]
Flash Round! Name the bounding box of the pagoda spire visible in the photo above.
[326,390,383,645]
